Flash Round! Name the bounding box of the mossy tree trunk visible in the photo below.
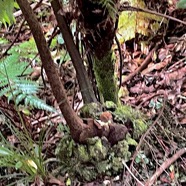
[94,51,118,103]
[77,0,119,103]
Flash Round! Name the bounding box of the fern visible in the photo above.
[177,0,186,9]
[0,0,15,26]
[0,53,32,80]
[99,0,117,20]
[9,38,38,59]
[0,54,55,112]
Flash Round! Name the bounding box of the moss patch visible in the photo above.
[113,104,148,139]
[80,102,102,118]
[94,51,118,103]
[56,102,148,182]
[56,135,136,182]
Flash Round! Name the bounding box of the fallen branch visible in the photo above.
[130,96,166,168]
[31,112,63,125]
[122,45,158,85]
[122,161,145,186]
[13,0,45,17]
[119,5,186,26]
[145,148,186,186]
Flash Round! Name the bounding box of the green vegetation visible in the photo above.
[0,116,47,185]
[177,0,186,8]
[56,132,136,181]
[0,54,55,112]
[0,0,15,26]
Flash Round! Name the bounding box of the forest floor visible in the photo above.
[0,0,186,185]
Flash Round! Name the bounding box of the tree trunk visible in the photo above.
[77,0,119,103]
[16,0,85,142]
[51,0,97,104]
[94,51,118,103]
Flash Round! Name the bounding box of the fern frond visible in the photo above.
[7,89,22,103]
[0,55,55,112]
[6,81,55,112]
[15,80,39,94]
[0,54,32,82]
[0,80,36,96]
[0,0,15,26]
[25,95,55,112]
[99,0,117,20]
[0,86,12,97]
[15,93,27,105]
[0,80,10,88]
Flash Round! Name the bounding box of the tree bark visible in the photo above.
[76,0,119,103]
[16,0,85,142]
[51,0,97,104]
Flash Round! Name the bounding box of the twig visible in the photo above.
[122,160,145,186]
[115,35,123,88]
[13,0,44,17]
[0,19,25,60]
[145,148,186,186]
[31,112,63,125]
[51,0,97,103]
[130,96,166,169]
[44,158,58,164]
[0,0,44,60]
[138,92,163,107]
[119,5,186,26]
[122,45,158,85]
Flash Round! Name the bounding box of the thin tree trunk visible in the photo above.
[51,0,97,104]
[16,0,85,141]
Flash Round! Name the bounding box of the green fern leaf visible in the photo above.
[0,80,9,88]
[0,0,15,26]
[15,94,27,105]
[0,86,12,96]
[0,54,32,82]
[16,81,39,94]
[25,95,55,112]
[7,89,22,103]
[99,0,116,20]
[0,55,55,112]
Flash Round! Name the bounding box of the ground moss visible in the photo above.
[56,103,148,182]
[112,103,148,138]
[56,135,136,181]
[80,102,102,118]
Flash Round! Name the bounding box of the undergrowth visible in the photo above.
[0,112,48,185]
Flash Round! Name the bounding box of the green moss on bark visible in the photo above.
[94,51,118,103]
